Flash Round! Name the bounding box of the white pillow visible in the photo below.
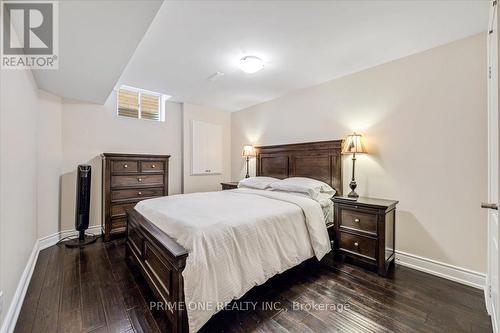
[316,192,335,206]
[269,177,335,199]
[238,177,279,190]
[272,190,333,205]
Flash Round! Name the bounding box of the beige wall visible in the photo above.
[0,66,39,326]
[0,64,62,324]
[37,91,63,239]
[231,33,488,273]
[182,103,232,193]
[60,93,183,231]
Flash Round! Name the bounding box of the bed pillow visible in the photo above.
[238,177,279,190]
[272,190,334,205]
[316,192,335,206]
[269,177,335,199]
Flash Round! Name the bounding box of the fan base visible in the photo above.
[64,234,98,248]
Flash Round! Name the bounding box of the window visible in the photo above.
[117,86,169,121]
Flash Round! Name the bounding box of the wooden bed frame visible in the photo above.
[125,140,343,333]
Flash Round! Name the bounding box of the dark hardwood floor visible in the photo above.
[14,239,491,333]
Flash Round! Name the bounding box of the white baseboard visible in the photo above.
[38,225,102,251]
[485,277,498,333]
[491,305,498,333]
[395,250,486,290]
[0,226,102,333]
[0,240,39,333]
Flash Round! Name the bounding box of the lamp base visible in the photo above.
[347,180,359,198]
[245,157,250,178]
[347,190,359,198]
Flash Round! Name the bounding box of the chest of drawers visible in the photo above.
[101,153,170,241]
[331,196,398,276]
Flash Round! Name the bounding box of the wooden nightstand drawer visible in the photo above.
[340,208,377,235]
[339,232,376,261]
[221,182,238,190]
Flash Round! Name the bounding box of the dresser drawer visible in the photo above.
[112,160,138,173]
[111,174,164,188]
[111,187,163,201]
[339,232,376,261]
[340,208,377,234]
[111,217,127,232]
[141,161,164,173]
[111,202,137,218]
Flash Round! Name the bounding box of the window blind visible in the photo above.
[117,87,162,121]
[117,89,139,118]
[141,93,160,121]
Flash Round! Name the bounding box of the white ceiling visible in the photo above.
[33,0,163,104]
[33,1,489,110]
[117,0,489,111]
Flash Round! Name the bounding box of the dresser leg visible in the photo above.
[378,260,395,276]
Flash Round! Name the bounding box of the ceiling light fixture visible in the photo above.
[239,56,264,74]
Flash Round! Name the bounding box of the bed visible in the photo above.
[125,140,343,333]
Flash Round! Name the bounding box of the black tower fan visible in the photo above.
[64,165,98,248]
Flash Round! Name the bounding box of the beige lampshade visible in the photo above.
[242,145,256,157]
[342,133,367,154]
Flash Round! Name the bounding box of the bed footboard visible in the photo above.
[126,208,189,333]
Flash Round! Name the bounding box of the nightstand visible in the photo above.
[332,196,398,276]
[220,182,239,190]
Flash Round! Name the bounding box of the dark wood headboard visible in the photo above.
[255,140,343,196]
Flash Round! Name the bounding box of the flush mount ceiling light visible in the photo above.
[239,56,264,74]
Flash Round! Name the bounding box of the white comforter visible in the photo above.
[134,188,331,332]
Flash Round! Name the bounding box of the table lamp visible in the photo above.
[242,145,256,178]
[342,133,367,198]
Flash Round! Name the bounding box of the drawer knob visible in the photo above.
[354,242,359,247]
[138,192,142,195]
[152,164,156,168]
[124,164,128,168]
[138,178,142,182]
[354,218,360,223]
